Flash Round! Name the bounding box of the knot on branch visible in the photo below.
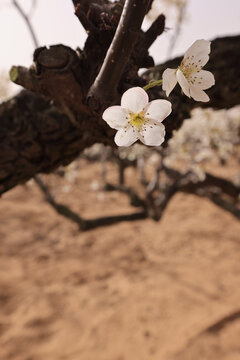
[34,45,70,70]
[11,45,90,119]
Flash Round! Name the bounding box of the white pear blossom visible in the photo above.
[162,39,215,102]
[165,106,240,179]
[102,87,172,147]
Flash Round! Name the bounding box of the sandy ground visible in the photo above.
[0,159,240,360]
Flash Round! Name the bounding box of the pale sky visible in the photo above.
[0,0,239,72]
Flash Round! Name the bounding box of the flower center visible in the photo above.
[129,111,146,130]
[180,64,193,79]
[180,58,202,79]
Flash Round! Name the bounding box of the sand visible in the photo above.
[0,159,240,360]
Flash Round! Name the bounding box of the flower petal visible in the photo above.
[114,127,138,147]
[189,70,215,90]
[183,39,211,68]
[121,87,149,113]
[176,69,190,97]
[139,123,165,146]
[189,86,210,102]
[102,106,129,130]
[145,99,172,123]
[162,68,178,96]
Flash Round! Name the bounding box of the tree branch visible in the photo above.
[0,91,104,195]
[1,36,239,195]
[205,192,240,220]
[166,170,240,201]
[12,0,39,48]
[104,182,146,208]
[164,168,240,219]
[87,0,151,110]
[34,174,147,231]
[142,14,165,50]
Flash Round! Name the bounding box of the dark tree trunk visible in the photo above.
[0,34,239,195]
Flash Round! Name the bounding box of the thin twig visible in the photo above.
[166,2,187,58]
[142,14,165,50]
[12,0,39,48]
[104,182,146,208]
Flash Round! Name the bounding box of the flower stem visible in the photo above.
[143,79,162,91]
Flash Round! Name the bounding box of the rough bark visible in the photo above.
[0,32,239,195]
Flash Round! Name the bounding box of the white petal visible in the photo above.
[102,106,129,130]
[162,68,178,96]
[145,99,172,123]
[183,39,211,68]
[121,87,149,113]
[189,86,210,102]
[189,70,215,90]
[114,127,138,147]
[176,69,190,97]
[139,123,165,146]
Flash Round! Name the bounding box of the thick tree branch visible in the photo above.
[0,90,111,195]
[10,45,89,115]
[87,0,151,110]
[1,36,239,195]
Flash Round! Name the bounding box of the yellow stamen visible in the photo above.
[129,111,146,130]
[180,59,202,79]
